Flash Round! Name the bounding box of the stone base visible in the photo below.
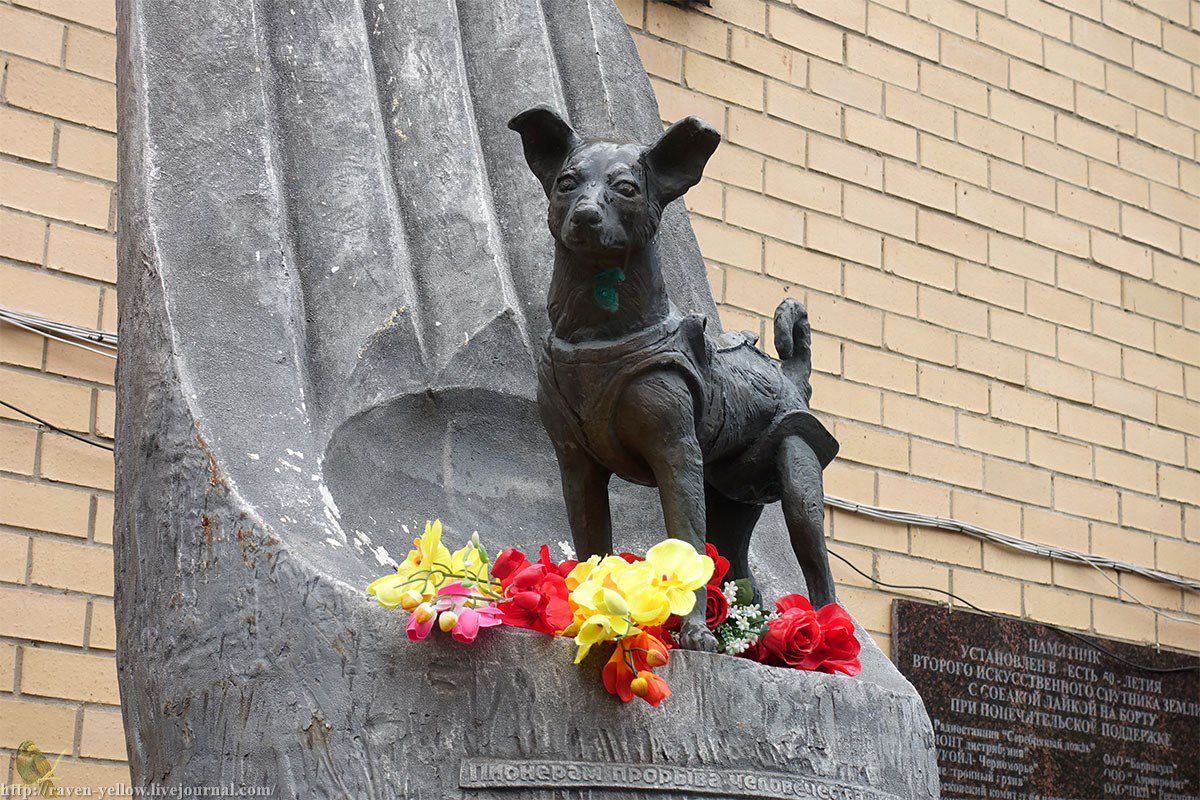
[370,629,941,799]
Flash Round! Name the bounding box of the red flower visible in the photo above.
[811,604,861,676]
[704,543,730,587]
[705,585,728,629]
[602,644,638,702]
[639,625,677,650]
[630,670,670,707]
[703,543,732,629]
[602,633,671,704]
[616,552,643,564]
[740,639,769,663]
[537,544,577,578]
[491,548,531,587]
[761,594,822,670]
[499,564,573,634]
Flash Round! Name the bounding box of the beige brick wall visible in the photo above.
[619,0,1200,657]
[0,0,1197,793]
[0,0,125,793]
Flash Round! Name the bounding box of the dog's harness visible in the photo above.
[539,314,838,504]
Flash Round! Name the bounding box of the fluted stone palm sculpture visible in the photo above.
[116,0,939,796]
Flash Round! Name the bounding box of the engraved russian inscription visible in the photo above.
[459,758,902,800]
[894,600,1199,800]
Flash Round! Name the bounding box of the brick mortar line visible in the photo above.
[678,81,1198,241]
[0,410,115,442]
[680,0,1199,93]
[0,523,116,553]
[819,436,1198,513]
[8,401,1188,576]
[640,27,1198,186]
[0,746,129,768]
[0,151,118,195]
[0,575,114,602]
[825,460,1189,526]
[0,357,119,392]
[0,638,117,663]
[703,210,1198,310]
[4,0,117,37]
[683,127,1200,270]
[0,49,117,92]
[0,106,120,143]
[0,135,119,189]
[658,7,1200,142]
[874,548,1194,614]
[0,472,111,499]
[9,18,1195,221]
[810,437,1196,530]
[697,217,1196,318]
[702,249,1200,365]
[0,514,117,541]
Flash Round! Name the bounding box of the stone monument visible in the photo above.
[115,0,941,796]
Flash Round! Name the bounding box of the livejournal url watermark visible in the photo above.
[1,785,275,798]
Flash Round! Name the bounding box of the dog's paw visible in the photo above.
[677,618,719,653]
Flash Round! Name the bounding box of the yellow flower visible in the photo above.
[565,554,626,590]
[573,613,635,663]
[367,520,454,607]
[449,542,491,591]
[644,539,714,617]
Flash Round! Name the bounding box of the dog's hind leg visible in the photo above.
[704,487,763,604]
[777,435,837,608]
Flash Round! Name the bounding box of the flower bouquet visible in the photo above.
[367,521,860,707]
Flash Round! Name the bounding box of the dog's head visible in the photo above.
[509,106,720,257]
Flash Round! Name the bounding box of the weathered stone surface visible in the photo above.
[116,0,939,795]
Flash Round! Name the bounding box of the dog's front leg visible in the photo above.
[554,442,613,560]
[615,370,717,652]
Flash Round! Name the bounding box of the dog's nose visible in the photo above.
[572,204,602,227]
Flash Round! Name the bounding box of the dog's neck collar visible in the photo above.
[547,314,681,362]
[547,241,671,344]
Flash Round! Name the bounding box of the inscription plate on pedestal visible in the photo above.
[894,600,1199,800]
[459,758,900,799]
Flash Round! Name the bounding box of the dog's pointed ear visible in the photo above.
[643,116,720,206]
[508,105,582,194]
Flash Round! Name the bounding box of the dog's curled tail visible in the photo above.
[774,298,813,403]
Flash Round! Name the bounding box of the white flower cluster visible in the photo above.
[715,581,774,655]
[557,540,577,560]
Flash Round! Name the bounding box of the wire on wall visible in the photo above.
[0,399,114,452]
[824,496,1200,593]
[1,307,1196,602]
[828,549,1198,676]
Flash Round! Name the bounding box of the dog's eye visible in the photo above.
[557,176,580,192]
[613,181,639,198]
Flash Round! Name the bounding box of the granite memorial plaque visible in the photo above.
[894,599,1199,800]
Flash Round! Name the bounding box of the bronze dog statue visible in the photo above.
[509,106,840,651]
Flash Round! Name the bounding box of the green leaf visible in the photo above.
[475,543,490,564]
[733,578,755,606]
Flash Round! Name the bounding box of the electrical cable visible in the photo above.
[3,307,1197,614]
[828,548,1198,675]
[0,399,114,452]
[3,315,117,360]
[824,495,1200,592]
[0,307,117,348]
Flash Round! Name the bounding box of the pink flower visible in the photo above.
[407,602,438,641]
[448,604,503,643]
[406,582,502,643]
